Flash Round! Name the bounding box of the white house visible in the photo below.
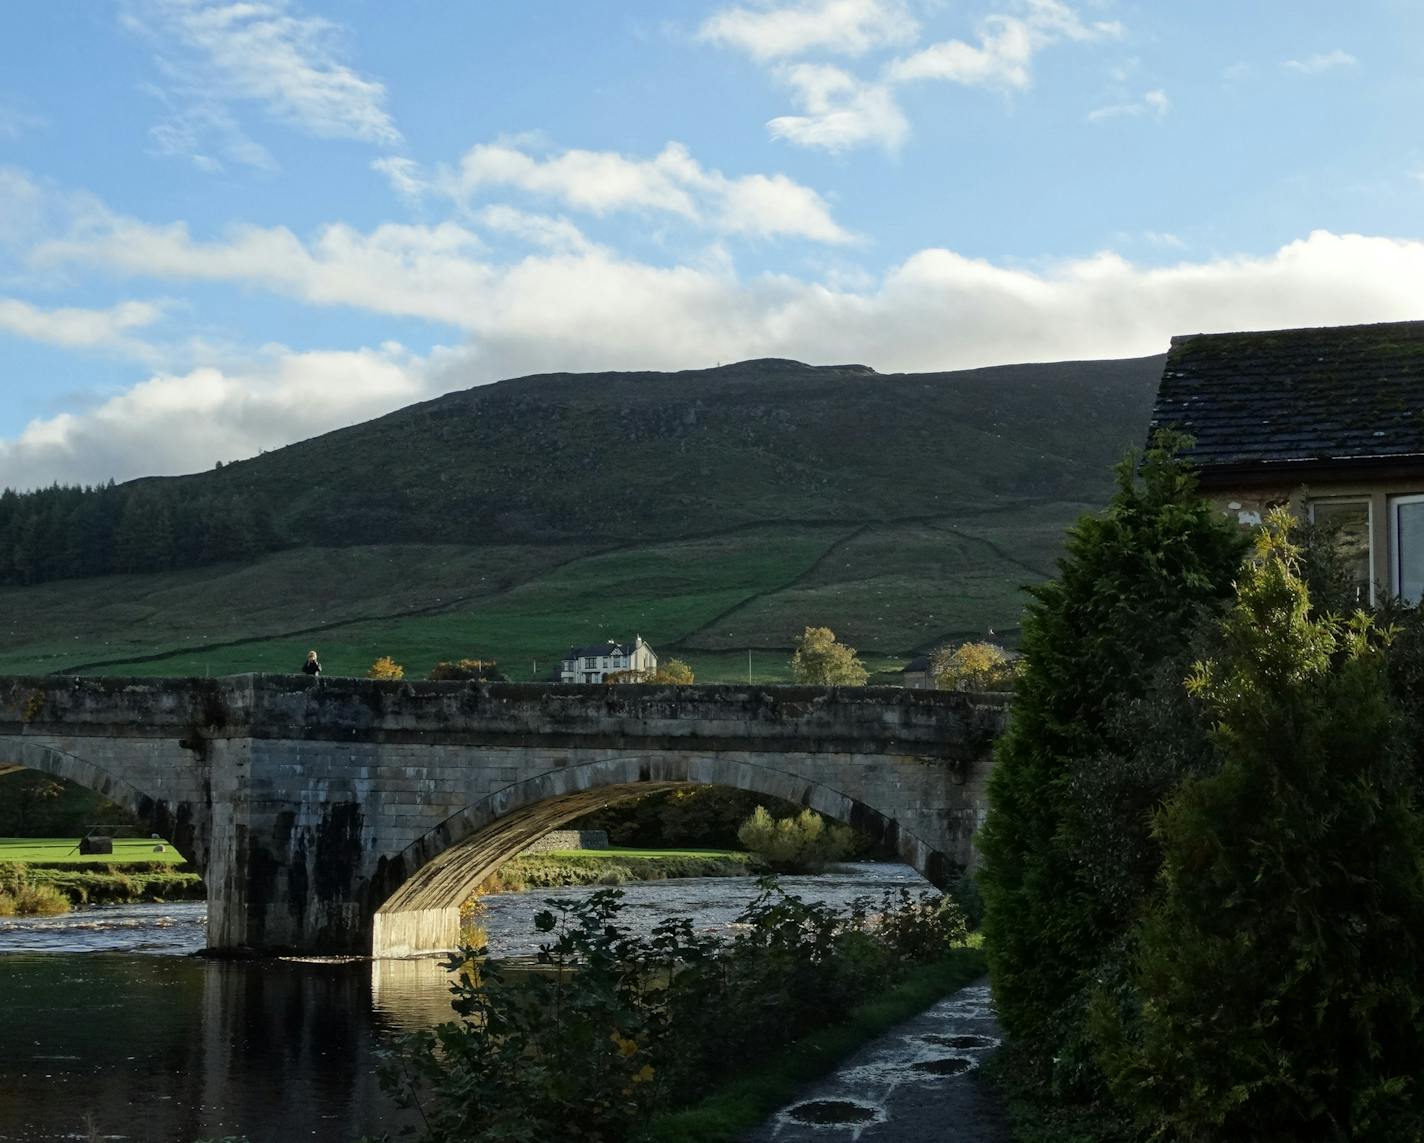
[559,636,657,683]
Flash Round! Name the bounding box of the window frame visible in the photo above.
[1389,493,1424,604]
[1308,496,1375,607]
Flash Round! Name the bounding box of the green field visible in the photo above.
[0,838,186,864]
[0,514,1063,682]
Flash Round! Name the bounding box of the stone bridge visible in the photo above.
[0,675,1007,957]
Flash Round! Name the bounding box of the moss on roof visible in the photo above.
[1152,320,1424,468]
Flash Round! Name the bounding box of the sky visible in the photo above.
[2,0,1423,489]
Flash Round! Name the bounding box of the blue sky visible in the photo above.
[2,0,1423,488]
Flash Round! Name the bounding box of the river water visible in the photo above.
[0,863,931,1143]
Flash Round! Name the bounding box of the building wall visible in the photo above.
[1206,473,1424,602]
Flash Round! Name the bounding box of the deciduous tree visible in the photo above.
[790,626,868,686]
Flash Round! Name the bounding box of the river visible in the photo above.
[0,863,932,1143]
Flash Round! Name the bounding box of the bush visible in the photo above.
[383,881,969,1141]
[0,868,70,916]
[736,807,858,873]
[976,433,1248,1093]
[605,659,695,685]
[428,658,505,681]
[1092,513,1424,1141]
[367,656,404,680]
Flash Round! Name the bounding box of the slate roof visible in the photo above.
[902,656,931,674]
[1150,320,1424,472]
[564,640,638,661]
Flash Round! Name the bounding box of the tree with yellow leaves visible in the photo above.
[790,626,868,685]
[931,641,1017,691]
[367,656,405,680]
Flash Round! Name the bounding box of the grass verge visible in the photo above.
[482,850,762,893]
[0,837,187,865]
[644,947,987,1143]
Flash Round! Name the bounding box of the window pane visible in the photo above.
[1398,500,1424,604]
[1312,500,1371,604]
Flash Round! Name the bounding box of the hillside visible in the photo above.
[0,355,1164,680]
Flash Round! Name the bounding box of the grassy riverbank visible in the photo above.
[0,840,760,914]
[482,848,764,892]
[0,838,202,912]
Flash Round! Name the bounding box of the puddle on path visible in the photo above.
[909,1056,973,1076]
[787,1100,881,1126]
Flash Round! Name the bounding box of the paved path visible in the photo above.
[742,979,1013,1142]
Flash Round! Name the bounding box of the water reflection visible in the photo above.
[0,863,932,1142]
[0,954,423,1143]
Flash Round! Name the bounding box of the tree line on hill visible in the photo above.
[0,481,279,585]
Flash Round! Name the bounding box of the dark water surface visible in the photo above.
[0,863,929,1143]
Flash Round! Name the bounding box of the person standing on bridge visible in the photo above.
[302,650,322,677]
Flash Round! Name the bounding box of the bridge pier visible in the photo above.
[0,676,1007,957]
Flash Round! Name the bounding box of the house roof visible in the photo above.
[565,640,639,661]
[902,656,931,674]
[1149,320,1424,472]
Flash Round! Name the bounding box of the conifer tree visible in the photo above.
[976,434,1247,1085]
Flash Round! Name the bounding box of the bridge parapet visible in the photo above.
[1,674,1005,758]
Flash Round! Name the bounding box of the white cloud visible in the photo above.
[372,156,427,202]
[0,297,166,357]
[0,343,431,487]
[698,0,918,60]
[1283,50,1357,75]
[474,205,594,254]
[887,0,1121,89]
[768,64,909,152]
[1087,88,1169,122]
[709,0,1125,151]
[403,141,855,244]
[123,0,400,172]
[34,216,495,328]
[144,95,278,173]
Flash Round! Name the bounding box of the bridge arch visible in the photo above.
[370,751,948,958]
[0,738,206,870]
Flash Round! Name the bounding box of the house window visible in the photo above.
[1391,494,1424,604]
[1309,499,1373,605]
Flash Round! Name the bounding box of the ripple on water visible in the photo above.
[0,902,209,955]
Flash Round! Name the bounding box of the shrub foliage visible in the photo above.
[1092,513,1424,1141]
[736,806,858,873]
[383,881,968,1142]
[976,434,1248,1089]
